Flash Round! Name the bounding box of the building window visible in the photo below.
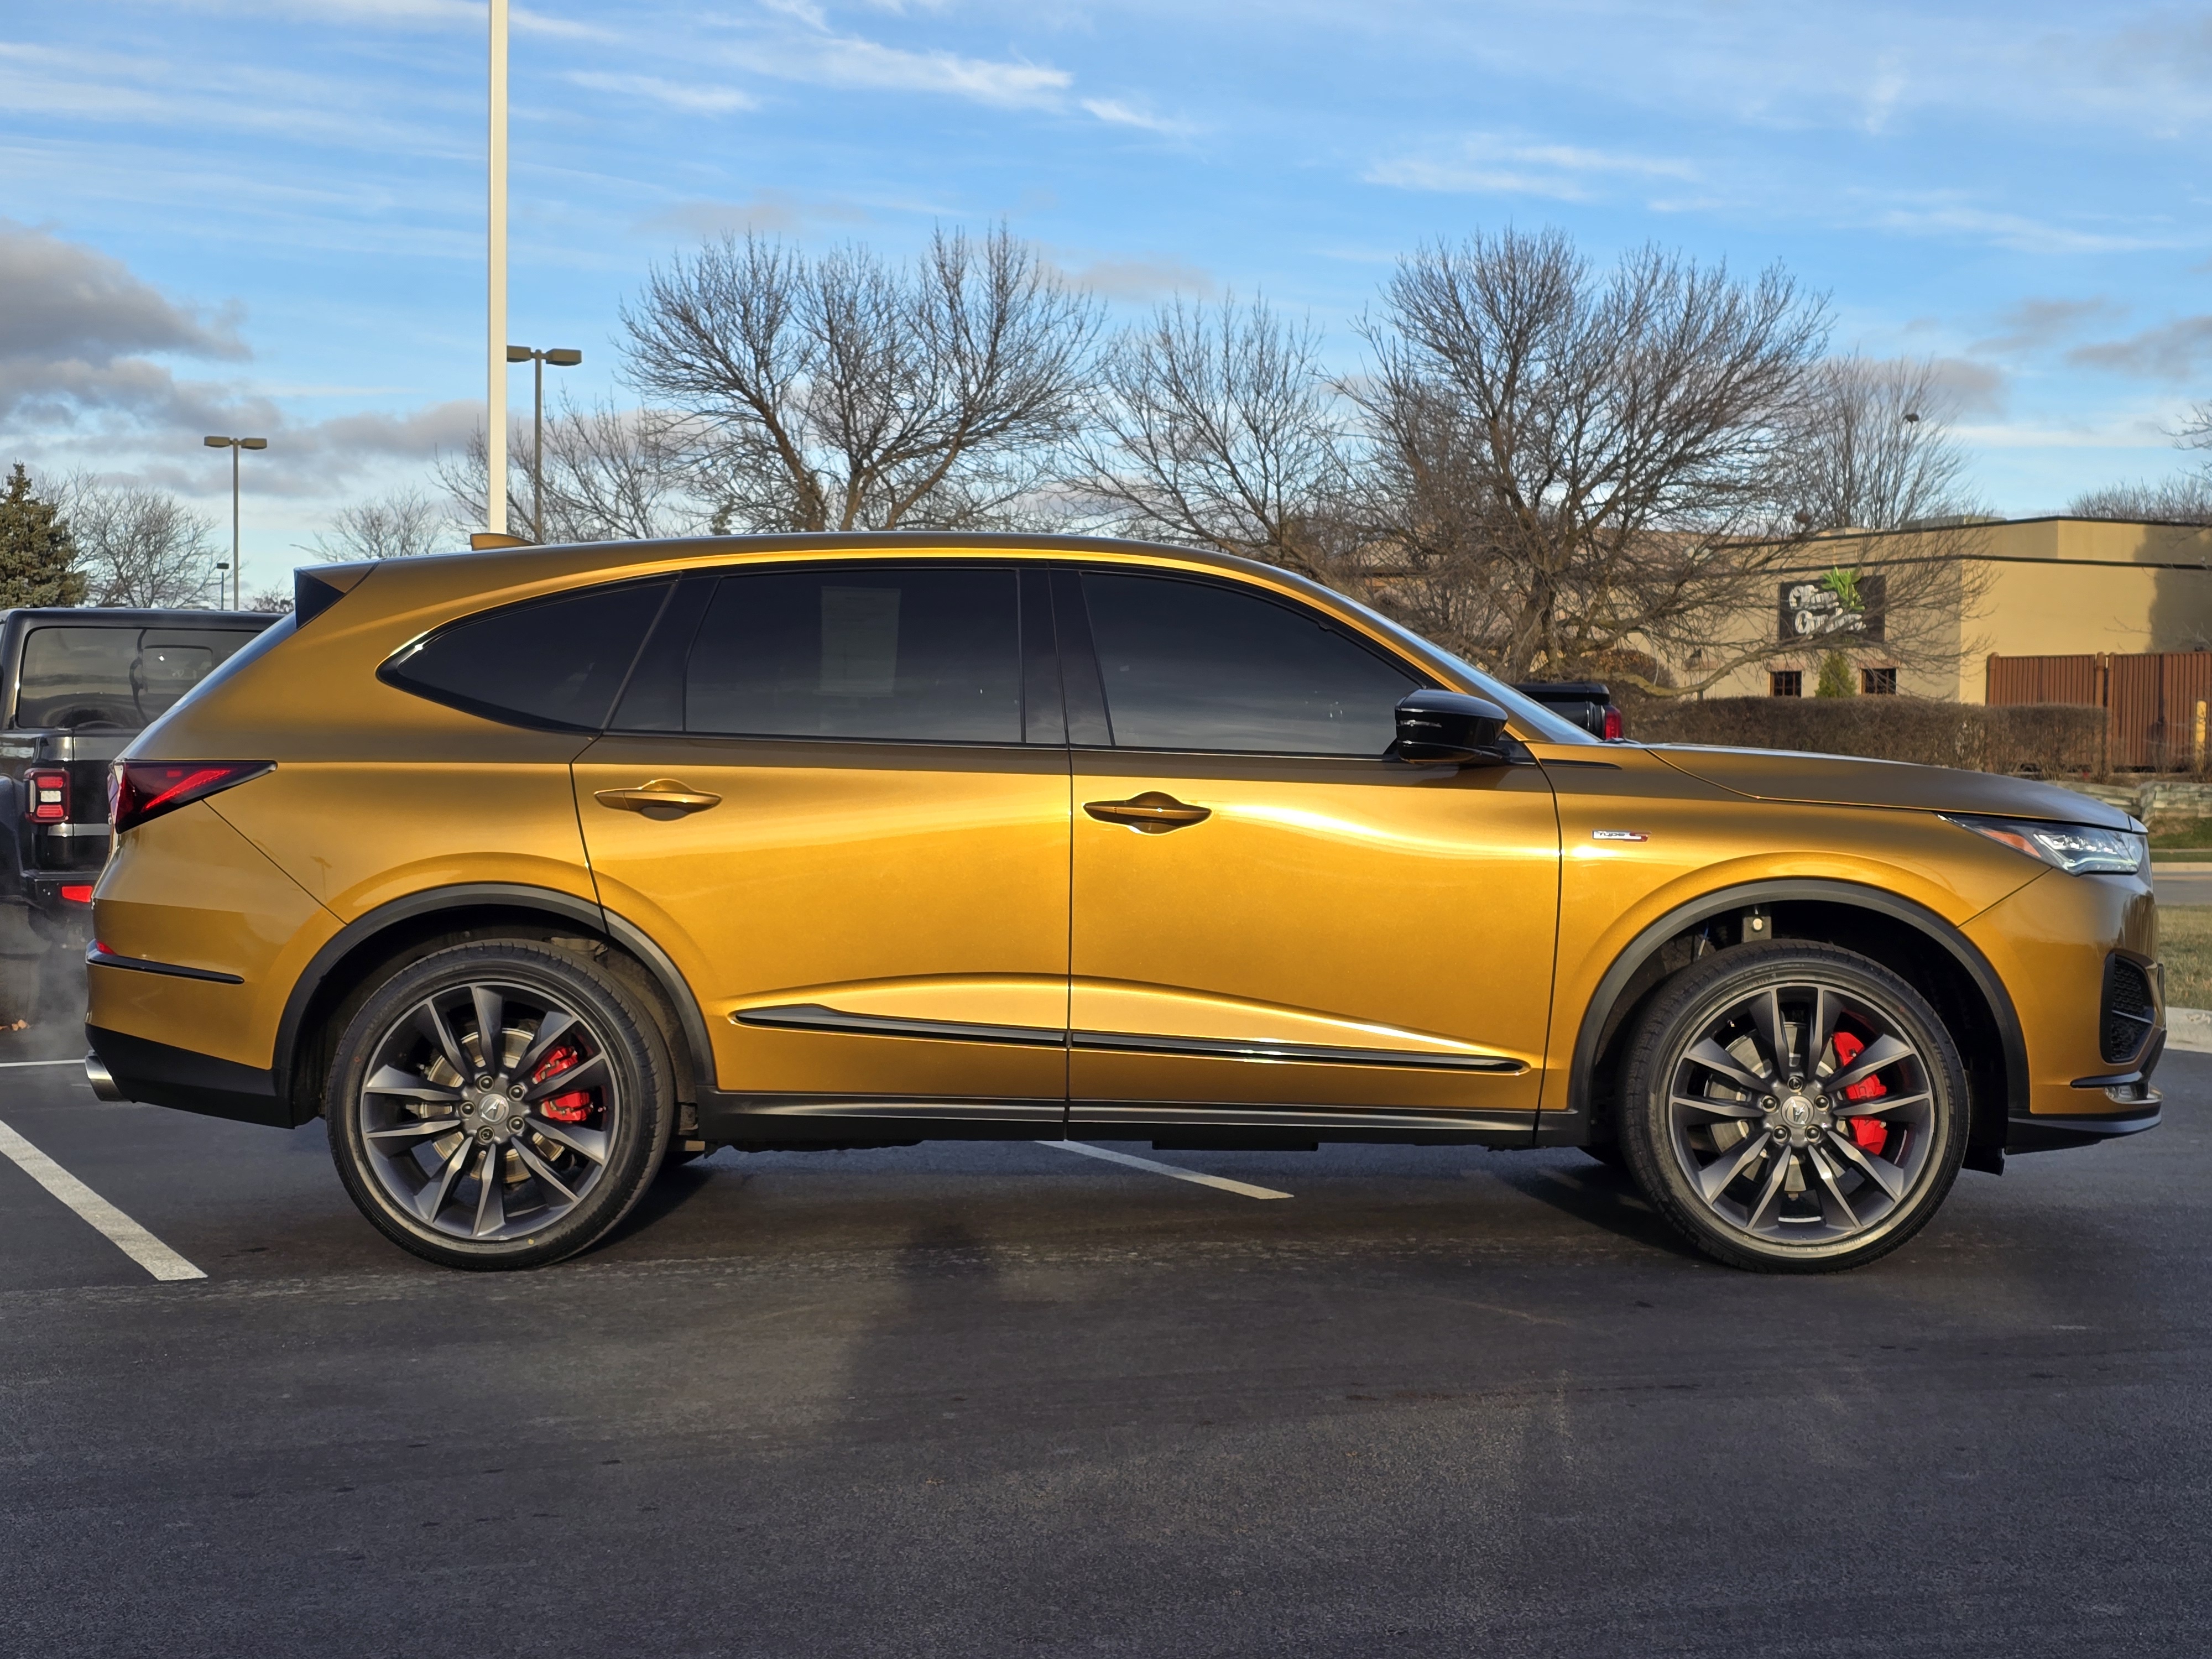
[1861,667,1898,695]
[1771,670,1802,697]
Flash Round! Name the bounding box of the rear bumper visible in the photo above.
[85,1024,300,1128]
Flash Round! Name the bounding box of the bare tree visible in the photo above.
[1348,230,1830,692]
[438,399,708,545]
[310,487,451,562]
[2068,477,2212,523]
[60,478,218,607]
[621,226,1098,532]
[1062,295,1356,576]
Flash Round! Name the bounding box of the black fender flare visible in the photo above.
[273,881,714,1116]
[1548,877,2027,1146]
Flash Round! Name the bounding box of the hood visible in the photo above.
[1645,744,2138,830]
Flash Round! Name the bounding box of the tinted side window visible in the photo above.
[1080,572,1419,755]
[382,580,670,731]
[684,566,1023,743]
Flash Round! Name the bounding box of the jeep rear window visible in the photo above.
[15,627,262,732]
[379,580,671,731]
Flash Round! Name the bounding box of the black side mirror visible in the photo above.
[1394,690,1511,765]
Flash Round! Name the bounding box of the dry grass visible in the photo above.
[2160,905,2212,1010]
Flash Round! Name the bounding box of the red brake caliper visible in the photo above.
[1829,1030,1888,1153]
[531,1042,593,1124]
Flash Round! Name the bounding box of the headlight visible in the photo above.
[1944,815,2146,875]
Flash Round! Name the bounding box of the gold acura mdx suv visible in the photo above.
[84,535,2162,1272]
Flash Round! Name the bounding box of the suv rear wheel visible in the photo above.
[327,940,673,1270]
[1618,941,1967,1272]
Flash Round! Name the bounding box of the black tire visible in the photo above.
[327,940,674,1270]
[1618,941,1967,1273]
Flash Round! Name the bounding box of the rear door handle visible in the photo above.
[1083,791,1211,833]
[593,779,723,816]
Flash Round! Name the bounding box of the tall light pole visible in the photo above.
[506,345,581,542]
[487,0,509,536]
[202,435,268,608]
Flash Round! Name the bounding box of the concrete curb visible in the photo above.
[2167,1006,2212,1054]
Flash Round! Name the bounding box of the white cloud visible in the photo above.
[567,72,758,115]
[1081,97,1197,138]
[1366,133,1695,201]
[1870,202,2185,257]
[1048,253,1214,300]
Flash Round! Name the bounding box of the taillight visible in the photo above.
[110,762,274,834]
[1601,706,1625,741]
[59,884,93,904]
[25,768,67,824]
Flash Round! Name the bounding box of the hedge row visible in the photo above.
[1626,697,2107,776]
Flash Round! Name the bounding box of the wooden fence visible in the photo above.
[1988,651,2212,771]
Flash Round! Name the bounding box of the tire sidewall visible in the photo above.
[1619,942,1968,1273]
[327,940,673,1270]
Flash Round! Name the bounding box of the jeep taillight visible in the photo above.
[25,768,67,823]
[110,762,274,834]
[1601,706,1625,741]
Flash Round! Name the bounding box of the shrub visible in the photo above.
[1628,697,2106,775]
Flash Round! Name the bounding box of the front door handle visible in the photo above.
[593,779,723,816]
[1083,791,1212,834]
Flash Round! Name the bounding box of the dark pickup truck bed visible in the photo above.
[0,608,276,1015]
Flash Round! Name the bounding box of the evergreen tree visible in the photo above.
[1814,651,1856,697]
[0,465,87,607]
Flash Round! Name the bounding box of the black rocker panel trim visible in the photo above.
[736,1003,1067,1047]
[1070,1028,1523,1071]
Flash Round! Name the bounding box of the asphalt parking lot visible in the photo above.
[3,1021,2207,1658]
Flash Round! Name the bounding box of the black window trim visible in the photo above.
[1053,564,1437,760]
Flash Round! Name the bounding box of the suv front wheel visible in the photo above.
[1618,941,1968,1272]
[327,940,674,1270]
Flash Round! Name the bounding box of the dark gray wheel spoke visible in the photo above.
[365,1116,461,1142]
[472,1146,506,1238]
[364,1064,462,1104]
[1744,1146,1795,1230]
[1807,1147,1863,1233]
[512,1139,581,1204]
[414,1137,473,1224]
[528,1116,608,1164]
[471,987,507,1072]
[1747,988,1790,1081]
[1700,1130,1775,1202]
[525,1050,608,1103]
[1830,1089,1932,1120]
[1823,1132,1908,1201]
[411,1000,470,1079]
[1686,1038,1771,1095]
[1672,1093,1764,1121]
[516,1008,580,1078]
[1807,988,1840,1080]
[1828,1033,1913,1094]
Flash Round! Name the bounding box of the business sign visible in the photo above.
[1780,574,1885,643]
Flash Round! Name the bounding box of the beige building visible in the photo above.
[1698,517,2212,703]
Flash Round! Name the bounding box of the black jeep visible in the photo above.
[0,608,276,1017]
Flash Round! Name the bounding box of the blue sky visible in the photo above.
[3,0,2208,571]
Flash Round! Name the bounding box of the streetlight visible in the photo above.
[506,345,582,542]
[202,435,268,608]
[488,0,509,538]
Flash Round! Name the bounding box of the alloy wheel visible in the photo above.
[1664,979,1937,1249]
[355,979,622,1243]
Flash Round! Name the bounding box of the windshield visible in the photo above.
[15,625,263,732]
[1329,593,1603,746]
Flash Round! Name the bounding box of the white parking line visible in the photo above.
[1046,1138,1292,1201]
[0,1116,206,1282]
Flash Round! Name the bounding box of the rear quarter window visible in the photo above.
[380,581,671,731]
